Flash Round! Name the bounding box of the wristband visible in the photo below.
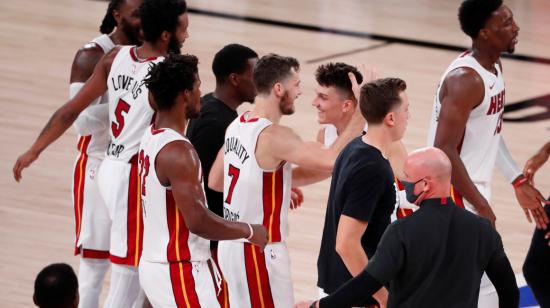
[512,176,527,189]
[246,223,254,240]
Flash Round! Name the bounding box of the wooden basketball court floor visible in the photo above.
[1,0,549,306]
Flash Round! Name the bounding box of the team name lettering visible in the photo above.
[224,207,240,221]
[486,89,505,115]
[224,137,250,164]
[111,75,144,99]
[107,140,125,158]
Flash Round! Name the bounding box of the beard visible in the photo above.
[168,34,182,54]
[119,18,142,45]
[185,103,200,119]
[279,91,295,115]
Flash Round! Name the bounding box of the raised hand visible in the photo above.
[349,64,378,102]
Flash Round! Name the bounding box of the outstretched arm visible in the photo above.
[13,47,120,181]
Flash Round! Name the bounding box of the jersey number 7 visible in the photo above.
[225,164,240,204]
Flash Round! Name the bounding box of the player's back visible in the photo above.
[223,112,291,243]
[139,125,210,263]
[106,46,163,162]
[427,50,505,184]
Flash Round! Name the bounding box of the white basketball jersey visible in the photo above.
[74,34,115,158]
[223,112,292,243]
[106,46,163,162]
[427,50,505,185]
[139,125,210,263]
[323,123,368,147]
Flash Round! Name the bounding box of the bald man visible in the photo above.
[296,147,519,308]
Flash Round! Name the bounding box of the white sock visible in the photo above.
[78,258,110,308]
[103,264,140,308]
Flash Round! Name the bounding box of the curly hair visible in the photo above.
[143,53,198,111]
[99,0,125,34]
[140,0,187,42]
[315,62,363,100]
[359,78,407,124]
[458,0,503,39]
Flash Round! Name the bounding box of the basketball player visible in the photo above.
[427,0,548,306]
[209,54,368,308]
[13,0,190,306]
[139,53,268,308]
[294,62,415,220]
[68,1,141,306]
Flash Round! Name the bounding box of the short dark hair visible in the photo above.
[212,44,258,83]
[359,78,407,124]
[144,53,199,111]
[99,0,125,34]
[140,0,187,42]
[315,62,363,100]
[253,54,300,94]
[33,263,78,308]
[458,0,503,39]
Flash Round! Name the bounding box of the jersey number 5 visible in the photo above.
[225,164,240,204]
[111,99,131,138]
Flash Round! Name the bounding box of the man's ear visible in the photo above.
[112,9,122,24]
[160,30,171,44]
[478,29,489,41]
[342,99,354,113]
[228,73,239,87]
[273,82,284,98]
[384,111,396,127]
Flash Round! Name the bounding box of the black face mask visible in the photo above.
[401,178,425,203]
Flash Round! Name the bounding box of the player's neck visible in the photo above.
[362,126,392,157]
[109,30,132,46]
[214,86,242,111]
[334,113,353,135]
[135,41,169,59]
[249,96,282,124]
[471,44,500,73]
[155,111,187,136]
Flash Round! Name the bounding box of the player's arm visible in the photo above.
[265,110,364,172]
[433,67,496,226]
[208,147,224,192]
[13,47,120,182]
[158,141,268,247]
[70,44,110,136]
[291,127,332,187]
[496,138,549,228]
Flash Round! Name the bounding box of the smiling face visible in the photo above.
[278,68,302,115]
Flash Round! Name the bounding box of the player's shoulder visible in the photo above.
[445,66,483,87]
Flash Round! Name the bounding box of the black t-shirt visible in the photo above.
[187,93,238,225]
[317,137,395,294]
[319,198,517,308]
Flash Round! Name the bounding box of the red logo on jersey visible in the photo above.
[487,89,505,115]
